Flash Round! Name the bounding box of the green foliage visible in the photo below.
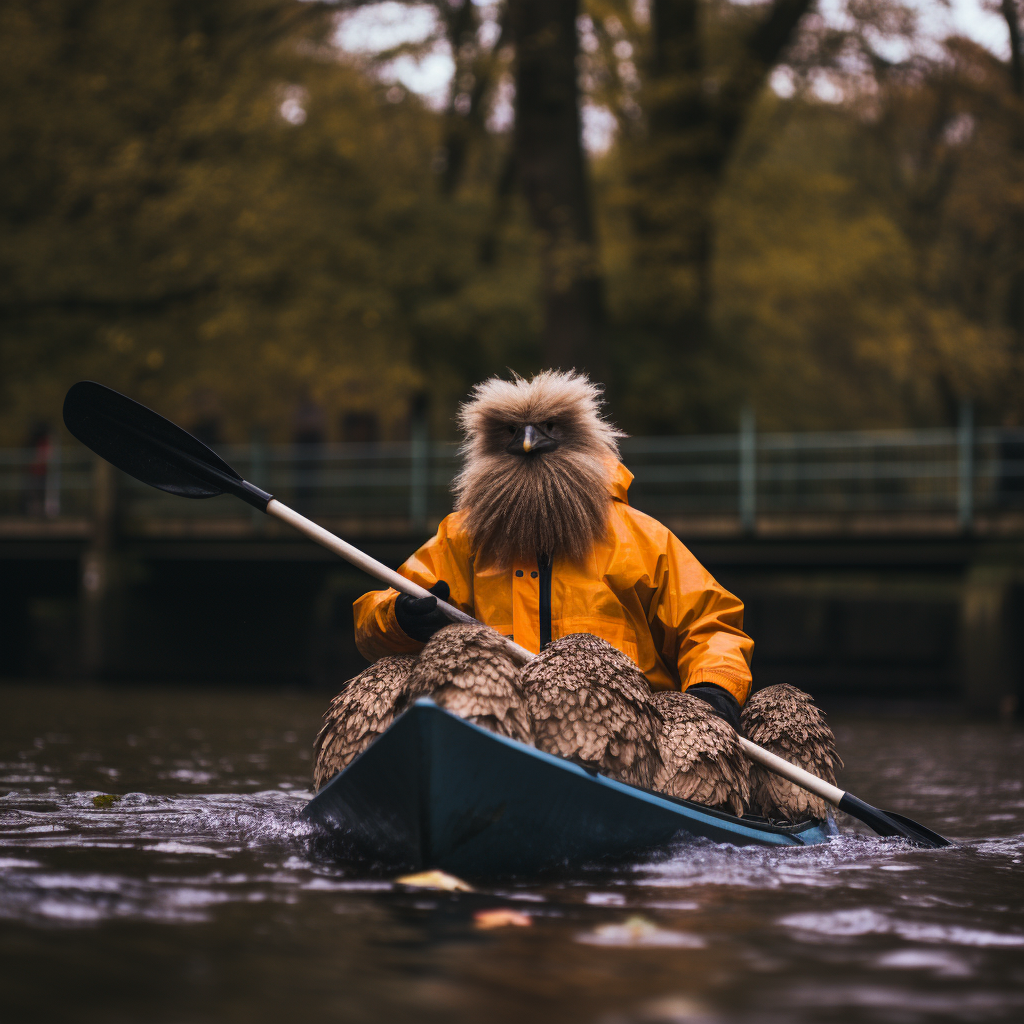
[2,0,1022,444]
[589,4,1024,432]
[709,39,1023,431]
[0,0,540,443]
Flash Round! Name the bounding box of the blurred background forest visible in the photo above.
[2,0,1023,446]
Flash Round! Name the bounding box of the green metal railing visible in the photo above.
[4,418,1024,529]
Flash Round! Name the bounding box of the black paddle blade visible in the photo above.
[63,381,272,511]
[839,793,951,848]
[879,809,953,849]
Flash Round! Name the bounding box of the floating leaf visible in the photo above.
[577,915,705,948]
[395,870,473,892]
[473,908,532,929]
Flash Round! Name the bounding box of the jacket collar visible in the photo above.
[609,461,632,504]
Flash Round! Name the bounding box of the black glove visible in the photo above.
[687,683,742,732]
[395,580,451,643]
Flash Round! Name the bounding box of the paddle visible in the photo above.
[734,737,949,846]
[62,381,951,848]
[62,381,508,645]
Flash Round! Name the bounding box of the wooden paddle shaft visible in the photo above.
[268,499,838,803]
[738,736,844,807]
[266,500,535,663]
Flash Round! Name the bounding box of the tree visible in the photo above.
[639,0,813,325]
[506,0,606,374]
[707,28,1024,430]
[4,0,1024,446]
[0,0,539,443]
[997,0,1023,350]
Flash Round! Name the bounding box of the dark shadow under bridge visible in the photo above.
[3,420,1024,716]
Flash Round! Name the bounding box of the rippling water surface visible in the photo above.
[1,684,1021,1023]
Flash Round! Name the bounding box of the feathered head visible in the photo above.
[453,370,625,567]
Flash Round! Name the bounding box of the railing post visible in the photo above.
[44,438,61,518]
[81,456,117,677]
[250,430,267,531]
[958,399,974,531]
[740,407,756,533]
[409,397,428,531]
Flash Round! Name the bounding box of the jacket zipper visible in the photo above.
[538,553,552,650]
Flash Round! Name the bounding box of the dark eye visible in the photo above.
[546,421,555,431]
[507,424,516,434]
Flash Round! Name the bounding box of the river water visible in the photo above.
[1,683,1021,1023]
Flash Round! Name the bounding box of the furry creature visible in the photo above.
[520,633,662,787]
[650,691,750,817]
[312,654,418,790]
[741,683,843,822]
[453,370,625,567]
[404,624,535,743]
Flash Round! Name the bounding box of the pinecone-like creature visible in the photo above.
[519,633,662,787]
[312,654,418,790]
[650,691,750,817]
[741,683,843,822]
[405,624,535,743]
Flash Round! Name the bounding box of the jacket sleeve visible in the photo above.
[352,514,475,662]
[650,530,754,705]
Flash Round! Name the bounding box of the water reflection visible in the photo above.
[1,684,1022,1023]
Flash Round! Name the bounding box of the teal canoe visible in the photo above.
[302,699,836,875]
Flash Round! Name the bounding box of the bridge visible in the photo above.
[3,420,1023,716]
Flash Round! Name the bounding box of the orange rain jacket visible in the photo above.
[353,463,754,704]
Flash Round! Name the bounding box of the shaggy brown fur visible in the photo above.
[741,683,843,822]
[312,654,418,790]
[520,633,662,788]
[405,624,535,744]
[650,691,750,817]
[453,370,625,567]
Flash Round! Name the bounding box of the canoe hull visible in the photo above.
[302,700,834,875]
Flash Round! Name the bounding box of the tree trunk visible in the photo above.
[1003,0,1023,97]
[438,0,481,195]
[630,0,814,347]
[633,0,715,344]
[1001,0,1024,348]
[510,0,605,375]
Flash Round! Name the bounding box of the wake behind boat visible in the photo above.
[302,699,836,876]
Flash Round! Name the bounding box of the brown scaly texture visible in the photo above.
[312,654,418,791]
[405,624,535,744]
[520,633,662,787]
[650,691,750,817]
[741,683,843,822]
[453,370,625,567]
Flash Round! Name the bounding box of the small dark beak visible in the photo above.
[507,423,559,455]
